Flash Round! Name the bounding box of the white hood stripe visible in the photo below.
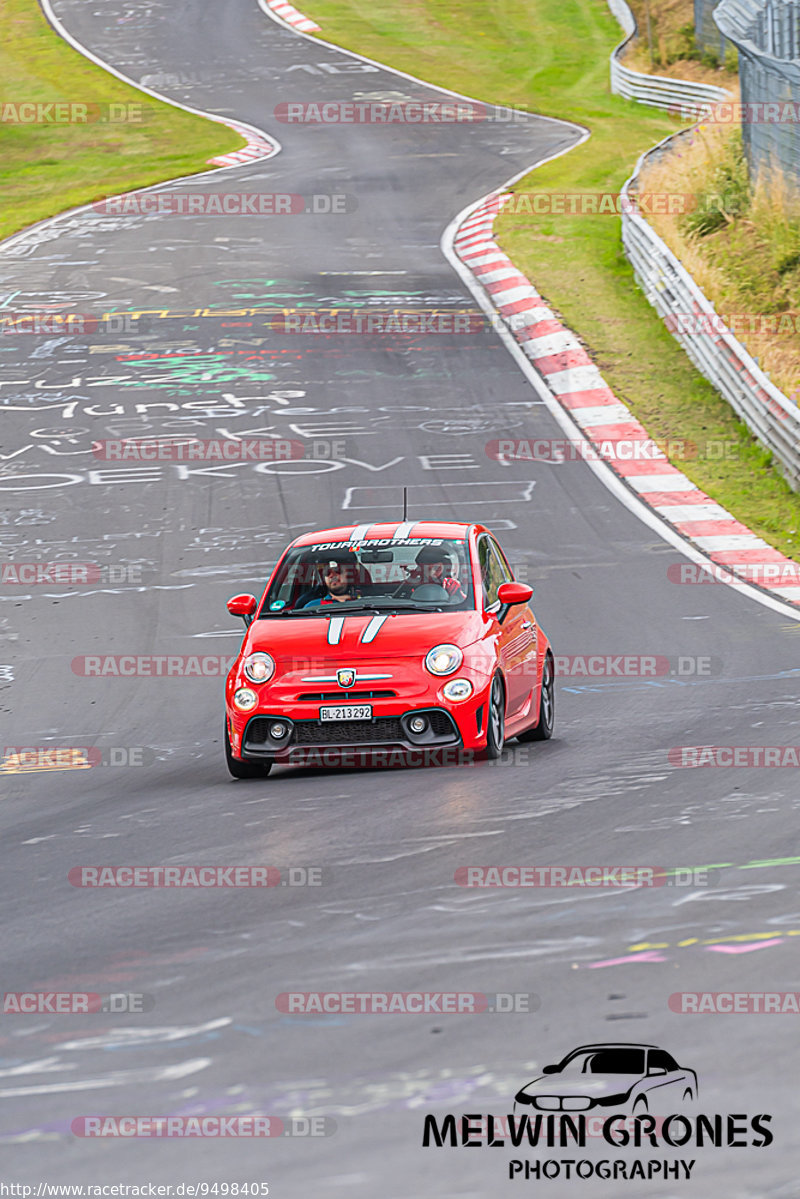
[327,616,345,645]
[361,614,388,643]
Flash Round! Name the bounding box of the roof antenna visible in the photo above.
[403,486,408,521]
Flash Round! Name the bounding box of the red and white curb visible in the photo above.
[264,0,321,33]
[454,193,800,607]
[208,120,280,167]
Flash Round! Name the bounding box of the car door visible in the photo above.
[643,1049,684,1103]
[477,534,535,716]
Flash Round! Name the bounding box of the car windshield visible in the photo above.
[560,1049,646,1076]
[258,537,474,616]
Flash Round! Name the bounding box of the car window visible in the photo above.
[648,1050,677,1072]
[259,537,475,614]
[490,537,516,581]
[478,536,510,608]
[584,1049,646,1074]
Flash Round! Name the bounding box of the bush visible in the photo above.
[684,135,750,235]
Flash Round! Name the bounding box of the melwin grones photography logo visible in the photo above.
[420,1041,773,1182]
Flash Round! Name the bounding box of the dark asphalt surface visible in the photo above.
[1,0,799,1194]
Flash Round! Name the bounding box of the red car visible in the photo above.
[223,520,554,778]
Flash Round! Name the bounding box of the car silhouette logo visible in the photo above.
[336,668,356,688]
[514,1043,698,1115]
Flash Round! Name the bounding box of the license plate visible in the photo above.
[319,705,373,721]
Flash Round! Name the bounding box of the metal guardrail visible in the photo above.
[621,134,800,490]
[606,0,800,490]
[715,0,800,182]
[609,0,730,109]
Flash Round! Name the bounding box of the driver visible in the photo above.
[302,555,363,607]
[407,546,465,598]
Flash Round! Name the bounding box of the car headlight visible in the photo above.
[233,687,258,711]
[442,678,473,702]
[425,644,463,676]
[243,652,275,684]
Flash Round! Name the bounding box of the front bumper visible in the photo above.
[226,683,491,765]
[241,705,464,764]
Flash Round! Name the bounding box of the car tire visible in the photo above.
[683,1088,694,1102]
[517,652,554,742]
[483,674,506,760]
[632,1096,648,1114]
[225,723,272,779]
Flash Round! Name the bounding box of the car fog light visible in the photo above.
[233,687,258,711]
[409,716,428,734]
[443,678,473,702]
[270,722,288,739]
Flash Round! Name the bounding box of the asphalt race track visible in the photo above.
[2,1,800,1194]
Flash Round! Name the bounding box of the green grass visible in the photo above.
[298,0,800,559]
[0,0,243,242]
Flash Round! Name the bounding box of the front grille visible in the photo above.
[295,690,397,701]
[243,708,460,754]
[293,718,405,745]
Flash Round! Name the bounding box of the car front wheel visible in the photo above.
[225,723,272,779]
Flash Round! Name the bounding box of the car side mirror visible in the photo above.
[227,594,257,627]
[648,1066,668,1076]
[541,1064,559,1074]
[496,581,534,625]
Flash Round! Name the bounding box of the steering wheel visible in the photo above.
[410,583,450,601]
